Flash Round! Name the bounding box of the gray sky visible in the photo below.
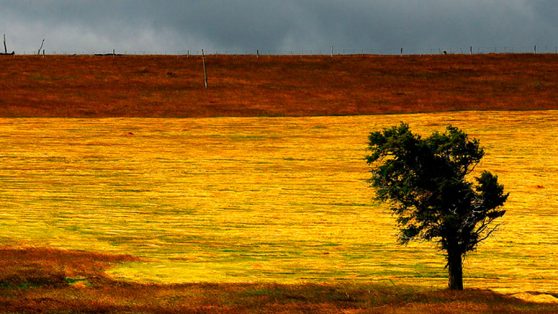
[1,0,557,54]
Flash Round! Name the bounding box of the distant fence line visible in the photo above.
[10,45,558,56]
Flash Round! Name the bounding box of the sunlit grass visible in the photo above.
[0,111,556,294]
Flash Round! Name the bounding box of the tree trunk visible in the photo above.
[447,248,464,290]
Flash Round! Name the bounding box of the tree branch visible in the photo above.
[473,222,502,246]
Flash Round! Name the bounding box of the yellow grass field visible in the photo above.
[0,111,556,296]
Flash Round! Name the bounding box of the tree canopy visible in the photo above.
[366,123,508,290]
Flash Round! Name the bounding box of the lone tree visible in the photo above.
[366,123,508,290]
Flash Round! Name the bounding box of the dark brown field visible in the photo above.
[1,54,557,117]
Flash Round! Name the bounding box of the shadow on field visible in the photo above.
[0,247,556,313]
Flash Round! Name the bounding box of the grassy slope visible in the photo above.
[1,247,556,313]
[0,54,557,117]
[2,55,558,312]
[2,113,557,290]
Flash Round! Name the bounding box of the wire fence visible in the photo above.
[10,45,558,56]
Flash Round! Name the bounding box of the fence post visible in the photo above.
[534,45,537,54]
[3,34,7,54]
[37,39,45,55]
[202,49,208,89]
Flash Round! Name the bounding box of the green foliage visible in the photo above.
[366,123,508,255]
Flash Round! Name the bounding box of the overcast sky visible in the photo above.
[1,0,557,54]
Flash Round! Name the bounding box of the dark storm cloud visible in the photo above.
[1,0,557,54]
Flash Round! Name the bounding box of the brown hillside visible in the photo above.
[1,247,556,313]
[0,54,557,117]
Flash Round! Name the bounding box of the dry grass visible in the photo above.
[1,54,557,311]
[1,111,556,296]
[0,54,557,117]
[0,247,556,313]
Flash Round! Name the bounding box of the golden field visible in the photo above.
[1,111,556,299]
